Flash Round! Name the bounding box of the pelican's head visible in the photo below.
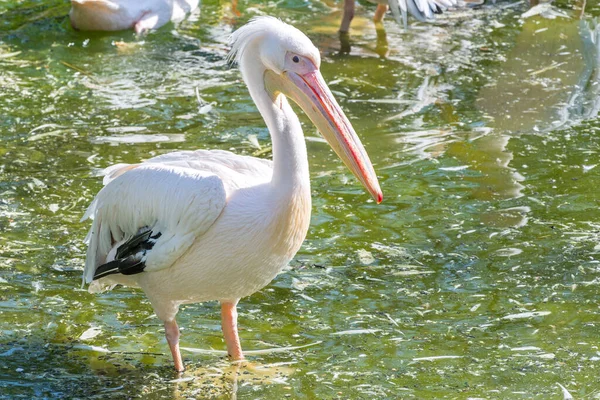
[229,17,383,203]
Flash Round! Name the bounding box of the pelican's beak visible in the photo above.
[266,68,383,203]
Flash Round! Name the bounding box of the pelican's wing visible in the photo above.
[145,149,273,182]
[82,162,227,287]
[388,0,457,28]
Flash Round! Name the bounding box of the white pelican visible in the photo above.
[69,0,199,33]
[340,0,457,33]
[82,17,382,372]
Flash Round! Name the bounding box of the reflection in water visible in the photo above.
[338,23,389,57]
[410,11,600,229]
[83,78,157,110]
[386,75,452,121]
[464,12,600,227]
[476,16,587,134]
[451,133,525,201]
[374,22,390,57]
[338,31,351,54]
[391,128,453,161]
[553,19,600,131]
[332,3,531,228]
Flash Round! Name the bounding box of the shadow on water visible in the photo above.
[1,339,297,398]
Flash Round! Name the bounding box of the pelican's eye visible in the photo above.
[284,52,317,74]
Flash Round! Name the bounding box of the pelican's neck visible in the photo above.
[242,62,309,191]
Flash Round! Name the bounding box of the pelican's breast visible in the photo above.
[268,185,312,260]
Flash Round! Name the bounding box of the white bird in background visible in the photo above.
[69,0,199,33]
[82,17,382,372]
[340,0,458,33]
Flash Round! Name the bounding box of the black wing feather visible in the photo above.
[92,228,162,281]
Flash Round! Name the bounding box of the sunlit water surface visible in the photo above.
[1,0,600,398]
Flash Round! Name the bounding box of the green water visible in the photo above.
[1,0,600,398]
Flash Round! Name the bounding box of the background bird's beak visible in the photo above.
[266,69,383,203]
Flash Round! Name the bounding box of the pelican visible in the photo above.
[69,0,199,33]
[81,17,382,372]
[340,0,458,33]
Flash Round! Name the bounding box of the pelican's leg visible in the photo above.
[373,4,388,23]
[164,319,184,372]
[340,0,355,33]
[221,301,244,360]
[578,0,586,18]
[232,0,241,16]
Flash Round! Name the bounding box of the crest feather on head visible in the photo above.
[227,16,319,67]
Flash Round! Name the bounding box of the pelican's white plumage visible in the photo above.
[387,0,457,28]
[340,0,457,33]
[82,161,226,284]
[69,0,199,33]
[82,17,381,372]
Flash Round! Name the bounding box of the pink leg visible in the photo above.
[164,319,184,372]
[374,4,388,23]
[232,0,241,16]
[221,302,244,360]
[340,0,355,33]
